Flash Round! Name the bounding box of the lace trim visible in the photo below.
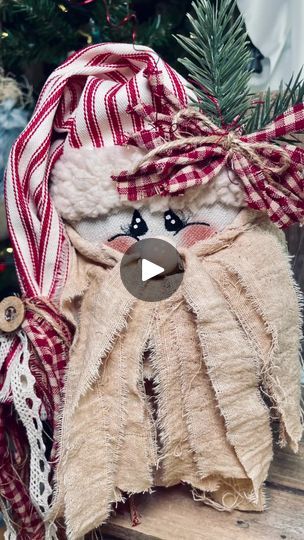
[10,331,53,516]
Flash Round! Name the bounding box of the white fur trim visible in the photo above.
[50,146,245,221]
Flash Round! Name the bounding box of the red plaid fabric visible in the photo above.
[22,298,74,460]
[114,99,304,228]
[0,405,44,539]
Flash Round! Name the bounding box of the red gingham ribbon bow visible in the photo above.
[113,100,304,228]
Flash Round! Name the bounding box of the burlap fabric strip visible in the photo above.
[49,210,303,539]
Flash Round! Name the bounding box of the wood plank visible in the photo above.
[102,443,304,540]
[102,485,303,540]
[1,445,303,539]
[268,442,304,492]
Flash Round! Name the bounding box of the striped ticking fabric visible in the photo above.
[5,43,189,299]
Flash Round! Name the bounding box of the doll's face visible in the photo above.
[73,202,240,253]
[52,147,244,252]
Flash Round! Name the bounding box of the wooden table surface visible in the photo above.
[101,442,304,540]
[1,443,303,540]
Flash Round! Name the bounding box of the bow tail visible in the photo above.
[165,154,227,196]
[232,153,304,227]
[244,102,304,144]
[115,171,171,201]
[257,144,304,200]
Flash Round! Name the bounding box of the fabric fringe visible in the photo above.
[50,210,302,535]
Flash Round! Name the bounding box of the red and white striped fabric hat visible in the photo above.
[5,43,191,299]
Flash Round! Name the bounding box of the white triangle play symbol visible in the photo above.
[141,258,164,282]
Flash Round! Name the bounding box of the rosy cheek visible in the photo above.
[107,236,136,253]
[179,225,217,248]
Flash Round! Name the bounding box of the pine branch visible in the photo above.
[176,0,252,127]
[245,70,304,133]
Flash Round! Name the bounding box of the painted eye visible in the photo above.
[129,210,148,237]
[108,209,148,244]
[164,210,185,234]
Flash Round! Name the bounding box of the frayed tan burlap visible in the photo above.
[50,210,303,539]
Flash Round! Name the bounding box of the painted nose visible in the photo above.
[135,237,179,275]
[154,235,176,247]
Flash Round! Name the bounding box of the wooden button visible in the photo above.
[0,296,25,333]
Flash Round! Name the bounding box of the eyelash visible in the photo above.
[108,210,148,242]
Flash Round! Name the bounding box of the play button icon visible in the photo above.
[142,259,164,282]
[120,238,184,302]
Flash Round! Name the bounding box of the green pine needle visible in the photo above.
[245,70,304,133]
[176,0,252,128]
[176,0,304,137]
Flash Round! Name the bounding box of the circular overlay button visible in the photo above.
[0,296,25,333]
[120,238,184,302]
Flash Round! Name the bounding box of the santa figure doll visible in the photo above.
[1,5,303,539]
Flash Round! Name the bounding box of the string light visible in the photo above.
[77,30,93,44]
[1,32,8,39]
[6,247,13,254]
[58,4,68,12]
